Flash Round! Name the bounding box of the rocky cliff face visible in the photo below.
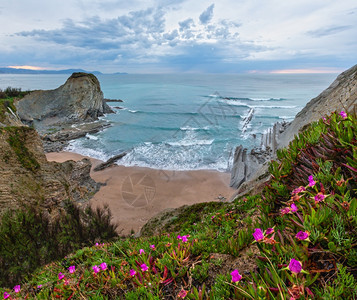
[15,72,113,132]
[0,125,100,216]
[230,64,357,195]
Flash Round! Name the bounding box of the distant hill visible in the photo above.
[0,68,103,75]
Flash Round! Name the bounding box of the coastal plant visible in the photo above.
[0,201,118,287]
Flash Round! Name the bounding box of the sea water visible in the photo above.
[0,73,336,171]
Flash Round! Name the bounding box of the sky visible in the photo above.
[0,0,356,73]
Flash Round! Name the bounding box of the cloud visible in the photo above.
[199,4,214,24]
[307,25,352,37]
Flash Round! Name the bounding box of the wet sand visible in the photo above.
[46,151,235,235]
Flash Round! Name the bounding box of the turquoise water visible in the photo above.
[0,73,337,171]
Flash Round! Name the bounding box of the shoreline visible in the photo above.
[46,151,235,235]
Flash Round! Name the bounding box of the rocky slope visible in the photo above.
[230,64,357,196]
[0,124,100,217]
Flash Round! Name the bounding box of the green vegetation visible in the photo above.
[0,111,356,299]
[2,127,41,172]
[0,201,118,287]
[0,87,30,122]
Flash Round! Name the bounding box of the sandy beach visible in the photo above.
[46,151,235,235]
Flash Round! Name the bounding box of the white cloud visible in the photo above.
[0,0,356,72]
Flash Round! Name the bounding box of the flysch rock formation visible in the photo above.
[230,64,357,198]
[14,72,114,151]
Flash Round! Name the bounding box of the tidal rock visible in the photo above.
[93,152,127,172]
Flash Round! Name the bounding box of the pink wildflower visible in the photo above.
[265,228,274,235]
[3,292,10,299]
[139,249,145,255]
[177,235,182,240]
[314,193,325,203]
[181,235,188,243]
[150,244,155,250]
[340,111,347,119]
[295,231,309,240]
[14,285,21,293]
[58,272,65,280]
[37,285,42,289]
[308,175,316,187]
[231,269,242,283]
[253,228,264,241]
[92,265,100,274]
[68,265,75,274]
[288,258,302,274]
[100,262,107,271]
[140,263,148,272]
[129,269,136,276]
[177,289,188,298]
[290,203,298,213]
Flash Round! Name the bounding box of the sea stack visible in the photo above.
[15,72,113,131]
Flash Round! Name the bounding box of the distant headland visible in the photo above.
[0,67,127,75]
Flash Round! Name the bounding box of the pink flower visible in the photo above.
[290,203,298,212]
[181,235,188,243]
[129,269,136,276]
[308,175,316,187]
[140,263,148,272]
[177,235,182,240]
[295,231,309,240]
[314,193,325,203]
[100,262,107,271]
[68,265,75,274]
[139,249,145,255]
[288,258,302,274]
[177,289,188,298]
[92,265,100,274]
[340,111,347,119]
[253,228,264,241]
[150,244,155,250]
[231,269,242,283]
[37,285,42,289]
[265,228,274,235]
[58,272,65,280]
[3,292,10,299]
[14,285,21,293]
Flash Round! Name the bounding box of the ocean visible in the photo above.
[0,73,337,171]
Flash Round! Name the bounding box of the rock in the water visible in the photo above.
[15,72,113,131]
[93,152,127,172]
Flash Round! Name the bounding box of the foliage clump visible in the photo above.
[0,201,118,287]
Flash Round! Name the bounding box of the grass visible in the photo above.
[0,111,356,299]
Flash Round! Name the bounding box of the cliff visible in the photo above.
[230,64,357,195]
[0,125,100,217]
